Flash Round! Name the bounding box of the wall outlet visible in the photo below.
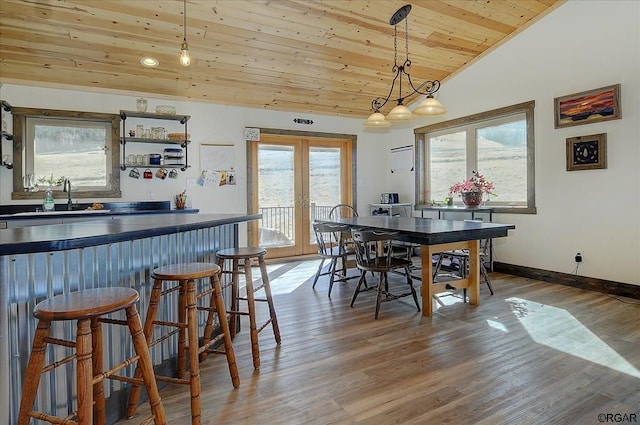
[575,252,582,263]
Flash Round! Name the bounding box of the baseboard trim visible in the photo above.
[493,262,640,300]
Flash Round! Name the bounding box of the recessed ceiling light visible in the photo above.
[140,57,159,68]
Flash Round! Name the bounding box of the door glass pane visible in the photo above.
[257,144,295,247]
[477,118,527,205]
[428,131,466,202]
[309,147,342,241]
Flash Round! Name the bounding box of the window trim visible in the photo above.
[414,101,536,214]
[11,107,121,199]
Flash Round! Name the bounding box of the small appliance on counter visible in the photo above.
[380,193,399,204]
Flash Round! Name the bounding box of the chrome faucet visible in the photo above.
[63,178,73,211]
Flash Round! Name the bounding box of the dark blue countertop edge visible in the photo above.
[0,213,261,255]
[0,201,197,219]
[0,208,198,220]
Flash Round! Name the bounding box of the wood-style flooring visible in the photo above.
[120,260,640,425]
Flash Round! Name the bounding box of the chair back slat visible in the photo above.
[329,204,358,219]
[351,229,401,271]
[313,222,351,256]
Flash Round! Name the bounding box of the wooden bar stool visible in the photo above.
[126,262,239,425]
[18,287,166,425]
[216,247,281,369]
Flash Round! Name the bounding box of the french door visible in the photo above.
[248,133,354,259]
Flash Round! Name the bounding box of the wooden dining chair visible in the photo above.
[312,221,359,296]
[328,203,358,219]
[350,229,421,319]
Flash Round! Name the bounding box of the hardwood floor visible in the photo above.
[121,260,640,425]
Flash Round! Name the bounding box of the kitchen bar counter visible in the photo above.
[0,212,260,424]
[0,213,257,255]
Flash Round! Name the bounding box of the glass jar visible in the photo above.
[136,97,148,112]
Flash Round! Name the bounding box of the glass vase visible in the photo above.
[461,191,482,207]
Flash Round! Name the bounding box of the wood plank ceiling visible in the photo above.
[0,0,562,118]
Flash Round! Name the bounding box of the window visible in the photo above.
[415,101,535,213]
[12,107,121,199]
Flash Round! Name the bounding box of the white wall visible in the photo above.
[388,0,640,285]
[0,87,392,215]
[1,0,638,285]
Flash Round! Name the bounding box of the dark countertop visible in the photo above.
[0,213,261,255]
[317,216,515,245]
[0,201,197,219]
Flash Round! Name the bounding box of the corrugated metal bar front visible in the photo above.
[1,223,237,424]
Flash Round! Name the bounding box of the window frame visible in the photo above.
[11,107,121,199]
[414,101,536,214]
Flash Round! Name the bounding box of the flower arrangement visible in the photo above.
[449,170,496,196]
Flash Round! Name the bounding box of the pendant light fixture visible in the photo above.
[364,5,446,128]
[180,0,191,66]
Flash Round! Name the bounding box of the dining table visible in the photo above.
[317,216,515,317]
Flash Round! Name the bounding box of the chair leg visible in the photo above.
[406,266,420,312]
[481,262,494,295]
[374,272,385,319]
[312,258,326,289]
[243,260,261,369]
[258,255,281,345]
[432,254,444,281]
[125,304,166,425]
[350,271,367,307]
[327,257,338,297]
[75,318,94,425]
[92,318,106,425]
[176,280,188,379]
[210,274,240,388]
[17,320,51,425]
[127,279,162,418]
[185,279,202,425]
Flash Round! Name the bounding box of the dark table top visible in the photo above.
[317,216,515,245]
[0,213,261,255]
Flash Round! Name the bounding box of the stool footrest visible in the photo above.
[44,336,75,349]
[256,319,273,334]
[161,285,181,296]
[93,354,141,385]
[109,373,145,387]
[148,327,181,348]
[99,317,128,326]
[42,353,76,374]
[203,348,228,356]
[199,333,224,354]
[155,375,191,386]
[153,319,188,329]
[27,410,78,424]
[238,296,268,303]
[195,288,214,299]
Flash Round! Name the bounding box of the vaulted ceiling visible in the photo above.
[0,0,562,118]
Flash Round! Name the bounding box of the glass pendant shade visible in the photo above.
[386,104,414,121]
[180,42,191,66]
[413,96,447,116]
[364,112,391,127]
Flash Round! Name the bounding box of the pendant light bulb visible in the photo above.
[179,0,190,67]
[180,40,190,66]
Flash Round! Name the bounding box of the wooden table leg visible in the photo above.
[421,245,435,317]
[467,239,480,306]
[420,239,482,317]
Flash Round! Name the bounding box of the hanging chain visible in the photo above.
[404,17,409,62]
[393,24,398,66]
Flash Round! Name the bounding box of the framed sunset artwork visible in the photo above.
[554,84,621,129]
